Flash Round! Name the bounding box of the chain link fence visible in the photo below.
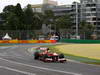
[0,30,45,40]
[0,29,75,40]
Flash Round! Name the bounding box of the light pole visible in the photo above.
[75,2,79,39]
[49,19,53,34]
[50,24,52,34]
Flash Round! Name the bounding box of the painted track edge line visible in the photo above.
[0,66,36,75]
[0,57,82,75]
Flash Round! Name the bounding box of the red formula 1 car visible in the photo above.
[34,47,66,63]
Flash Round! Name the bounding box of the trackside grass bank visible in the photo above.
[0,43,16,46]
[47,44,100,65]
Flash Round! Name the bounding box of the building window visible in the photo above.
[91,8,96,11]
[97,18,100,20]
[94,22,96,25]
[92,17,96,20]
[36,8,42,12]
[86,4,96,7]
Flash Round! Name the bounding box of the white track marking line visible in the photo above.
[0,57,82,75]
[0,47,11,49]
[0,46,18,49]
[68,59,100,67]
[0,66,36,75]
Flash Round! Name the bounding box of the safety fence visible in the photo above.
[59,39,100,44]
[0,40,56,43]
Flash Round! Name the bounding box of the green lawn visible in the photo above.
[47,44,100,65]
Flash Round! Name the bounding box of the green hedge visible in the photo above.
[59,39,100,44]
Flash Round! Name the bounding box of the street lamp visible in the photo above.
[75,2,79,39]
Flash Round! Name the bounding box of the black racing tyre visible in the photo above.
[42,54,49,62]
[43,54,48,59]
[59,54,64,58]
[34,52,39,60]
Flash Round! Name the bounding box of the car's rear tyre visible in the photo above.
[60,61,64,63]
[59,54,64,58]
[42,54,48,62]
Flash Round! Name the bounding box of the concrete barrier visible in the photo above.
[59,39,100,44]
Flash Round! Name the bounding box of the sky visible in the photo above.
[0,0,79,12]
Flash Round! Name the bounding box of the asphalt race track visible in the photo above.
[0,44,100,75]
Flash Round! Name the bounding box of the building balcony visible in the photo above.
[85,11,96,13]
[85,16,97,18]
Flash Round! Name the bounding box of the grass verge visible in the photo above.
[0,43,17,46]
[46,45,100,65]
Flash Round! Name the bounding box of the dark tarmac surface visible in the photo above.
[0,44,100,75]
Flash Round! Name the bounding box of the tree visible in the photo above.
[3,5,15,13]
[1,4,25,30]
[5,12,19,30]
[15,3,25,30]
[55,14,72,29]
[43,10,55,27]
[24,4,43,30]
[80,20,95,39]
[1,3,43,30]
[2,5,17,30]
[33,12,43,29]
[24,4,34,30]
[55,14,72,38]
[0,13,6,30]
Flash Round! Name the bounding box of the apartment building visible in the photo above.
[31,0,100,37]
[70,2,81,32]
[31,0,72,16]
[80,0,100,34]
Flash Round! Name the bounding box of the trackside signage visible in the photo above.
[0,40,56,43]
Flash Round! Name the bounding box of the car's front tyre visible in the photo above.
[34,52,39,60]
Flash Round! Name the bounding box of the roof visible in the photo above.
[31,4,43,8]
[2,33,12,40]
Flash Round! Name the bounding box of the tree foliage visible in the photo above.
[0,4,98,40]
[55,14,72,30]
[24,4,34,30]
[79,20,95,39]
[80,20,95,32]
[43,10,54,25]
[0,4,72,32]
